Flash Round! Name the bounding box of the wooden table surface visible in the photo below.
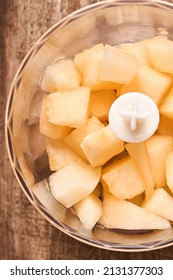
[1,0,173,260]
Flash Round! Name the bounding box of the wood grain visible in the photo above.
[1,0,173,260]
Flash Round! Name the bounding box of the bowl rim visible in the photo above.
[5,0,173,252]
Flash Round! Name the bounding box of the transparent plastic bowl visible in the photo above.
[5,0,173,251]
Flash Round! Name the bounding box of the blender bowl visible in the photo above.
[5,0,173,251]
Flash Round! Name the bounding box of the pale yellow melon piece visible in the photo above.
[81,125,124,167]
[166,151,173,194]
[125,143,155,200]
[157,115,173,137]
[120,65,172,105]
[40,59,81,92]
[145,36,173,75]
[143,188,173,222]
[120,41,151,67]
[102,156,144,200]
[90,89,117,122]
[82,43,121,90]
[64,116,104,160]
[74,51,85,73]
[47,86,90,128]
[39,96,72,139]
[48,163,101,208]
[73,193,102,229]
[127,192,145,206]
[74,44,109,76]
[145,135,173,188]
[101,180,110,200]
[92,182,102,197]
[160,87,173,120]
[46,138,85,171]
[100,44,139,84]
[99,194,170,230]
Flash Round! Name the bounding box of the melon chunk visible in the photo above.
[120,41,151,67]
[39,96,72,139]
[90,89,117,122]
[99,194,170,230]
[74,51,85,73]
[145,135,173,188]
[166,151,173,194]
[46,86,90,128]
[46,138,85,171]
[102,157,144,200]
[145,36,173,75]
[73,193,102,229]
[125,142,155,200]
[160,87,173,120]
[64,116,104,160]
[143,188,173,222]
[48,163,101,208]
[40,59,81,92]
[81,125,124,167]
[121,65,172,105]
[82,43,121,90]
[100,44,138,84]
[157,115,173,138]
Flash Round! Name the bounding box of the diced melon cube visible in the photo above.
[127,192,145,206]
[73,193,102,229]
[64,116,104,160]
[81,125,124,167]
[120,41,151,67]
[121,65,172,105]
[157,115,173,137]
[74,51,85,73]
[102,156,144,200]
[47,86,90,128]
[125,142,155,200]
[143,188,173,222]
[46,137,85,171]
[99,194,170,230]
[39,96,72,139]
[160,87,173,120]
[90,89,117,122]
[100,44,139,84]
[82,44,121,90]
[49,163,101,208]
[92,182,102,197]
[145,135,173,188]
[166,151,173,194]
[145,36,173,75]
[40,59,81,92]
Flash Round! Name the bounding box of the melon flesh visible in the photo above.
[125,142,155,200]
[74,193,102,229]
[145,135,173,188]
[143,188,173,222]
[145,36,173,75]
[46,138,85,171]
[41,59,81,92]
[120,65,172,105]
[46,86,90,128]
[81,125,124,167]
[160,87,173,120]
[90,89,117,122]
[102,156,144,200]
[39,96,72,139]
[64,116,104,160]
[49,163,101,208]
[166,151,173,194]
[99,194,170,230]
